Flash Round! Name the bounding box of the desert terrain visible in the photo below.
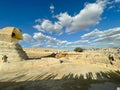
[0,48,120,90]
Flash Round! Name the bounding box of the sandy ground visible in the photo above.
[0,58,120,90]
[0,48,120,90]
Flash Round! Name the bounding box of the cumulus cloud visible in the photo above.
[22,27,120,49]
[33,32,60,46]
[32,32,58,47]
[33,0,107,34]
[33,32,47,41]
[56,12,72,26]
[47,38,58,44]
[66,0,106,32]
[33,32,58,43]
[22,31,89,49]
[33,24,44,32]
[33,19,62,34]
[23,33,33,43]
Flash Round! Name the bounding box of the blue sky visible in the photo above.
[0,0,120,50]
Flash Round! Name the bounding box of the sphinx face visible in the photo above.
[0,27,23,43]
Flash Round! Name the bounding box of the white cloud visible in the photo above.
[81,40,89,44]
[47,38,58,44]
[115,0,120,3]
[22,31,89,49]
[99,27,120,38]
[33,32,59,45]
[65,40,89,46]
[50,4,55,13]
[81,27,120,42]
[33,24,44,32]
[32,43,43,48]
[81,29,101,39]
[94,33,120,42]
[66,1,106,32]
[34,0,107,34]
[108,5,115,9]
[81,27,120,43]
[57,40,68,45]
[50,4,55,10]
[56,12,72,26]
[33,19,62,34]
[33,32,48,41]
[35,19,41,23]
[94,28,120,42]
[22,27,120,49]
[80,27,120,48]
[23,33,33,43]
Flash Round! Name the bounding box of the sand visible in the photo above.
[0,48,120,90]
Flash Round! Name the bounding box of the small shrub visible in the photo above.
[74,47,83,52]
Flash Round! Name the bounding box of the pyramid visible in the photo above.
[0,27,28,63]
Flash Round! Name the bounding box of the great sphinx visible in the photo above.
[0,27,28,62]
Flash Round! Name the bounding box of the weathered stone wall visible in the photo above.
[0,34,11,42]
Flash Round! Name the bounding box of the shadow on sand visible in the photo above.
[0,70,120,90]
[27,53,56,60]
